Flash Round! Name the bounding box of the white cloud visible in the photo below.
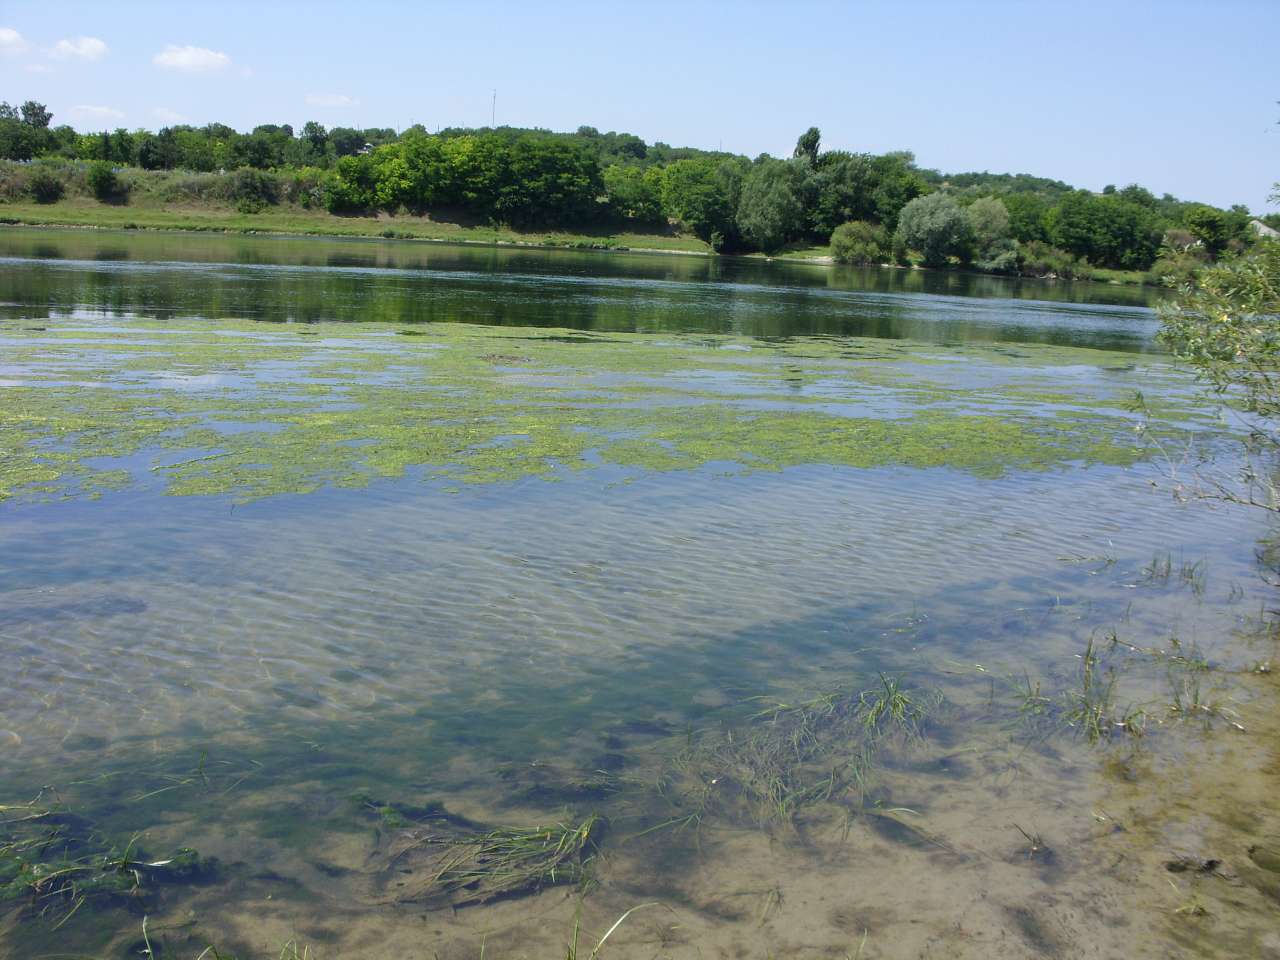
[152,107,190,124]
[0,26,26,56]
[153,44,230,72]
[71,104,125,122]
[306,93,359,108]
[25,63,52,74]
[50,36,107,60]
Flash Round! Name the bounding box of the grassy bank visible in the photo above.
[0,196,712,254]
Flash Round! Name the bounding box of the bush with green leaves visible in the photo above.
[1016,241,1088,280]
[1159,242,1280,425]
[1148,231,1210,287]
[894,192,971,267]
[27,167,64,204]
[225,168,281,212]
[830,220,888,265]
[86,160,119,201]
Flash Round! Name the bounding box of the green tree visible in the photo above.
[107,128,135,165]
[329,127,368,158]
[1182,204,1231,257]
[395,132,451,207]
[1117,183,1157,208]
[793,127,821,169]
[1044,191,1161,269]
[736,158,805,252]
[1002,192,1050,243]
[496,135,602,226]
[324,154,378,212]
[136,129,181,170]
[660,156,746,250]
[869,152,928,233]
[302,121,328,153]
[0,116,40,159]
[894,193,972,267]
[604,164,663,221]
[174,129,218,171]
[20,101,51,129]
[965,196,1017,272]
[805,151,877,237]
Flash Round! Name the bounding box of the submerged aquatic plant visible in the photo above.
[0,795,212,924]
[564,902,657,960]
[858,674,935,740]
[1064,638,1124,743]
[643,676,943,831]
[405,815,603,907]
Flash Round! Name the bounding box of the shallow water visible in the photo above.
[0,229,1276,959]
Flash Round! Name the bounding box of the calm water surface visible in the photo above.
[0,229,1273,959]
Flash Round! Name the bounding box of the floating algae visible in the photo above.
[0,317,1226,504]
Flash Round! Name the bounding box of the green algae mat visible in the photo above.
[0,317,1216,504]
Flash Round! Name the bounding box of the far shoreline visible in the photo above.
[0,211,1155,290]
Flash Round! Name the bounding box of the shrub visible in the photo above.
[28,167,64,204]
[157,171,221,203]
[1159,242,1280,426]
[975,242,1020,274]
[225,168,280,211]
[1017,240,1088,280]
[890,232,910,265]
[1149,245,1210,287]
[282,166,326,207]
[830,220,888,265]
[0,160,31,200]
[86,161,120,202]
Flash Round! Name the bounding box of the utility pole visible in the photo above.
[491,89,496,128]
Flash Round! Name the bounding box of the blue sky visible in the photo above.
[1,0,1276,211]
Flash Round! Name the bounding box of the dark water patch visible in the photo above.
[0,594,146,627]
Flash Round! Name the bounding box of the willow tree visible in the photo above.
[1159,242,1280,509]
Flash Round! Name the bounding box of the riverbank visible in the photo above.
[0,198,1155,285]
[0,196,712,254]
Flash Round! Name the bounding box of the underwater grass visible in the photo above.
[0,794,211,924]
[407,815,603,907]
[643,676,942,831]
[564,902,657,960]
